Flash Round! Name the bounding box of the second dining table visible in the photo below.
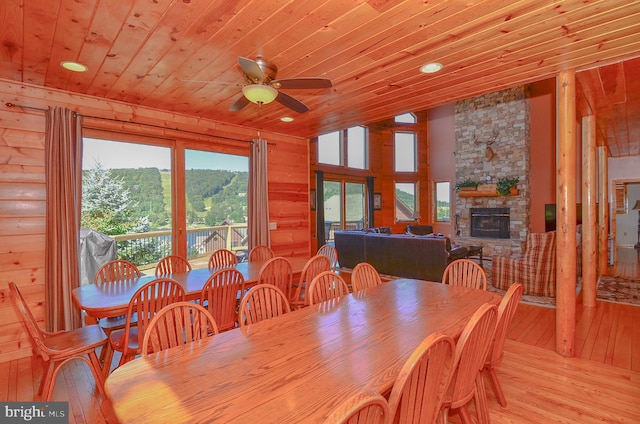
[72,256,309,320]
[105,278,501,423]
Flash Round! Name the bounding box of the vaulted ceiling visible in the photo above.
[1,0,639,156]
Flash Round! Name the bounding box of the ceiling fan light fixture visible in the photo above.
[419,62,443,74]
[242,84,278,105]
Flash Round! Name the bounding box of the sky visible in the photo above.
[82,138,248,171]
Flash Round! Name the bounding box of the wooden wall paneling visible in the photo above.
[0,102,46,363]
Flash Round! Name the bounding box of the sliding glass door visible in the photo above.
[323,180,367,241]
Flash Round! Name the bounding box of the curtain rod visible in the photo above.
[5,102,275,145]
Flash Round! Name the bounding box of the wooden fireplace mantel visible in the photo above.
[458,189,519,198]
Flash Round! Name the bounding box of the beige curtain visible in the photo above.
[248,139,270,249]
[45,107,83,331]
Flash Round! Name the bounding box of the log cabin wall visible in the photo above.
[0,79,310,363]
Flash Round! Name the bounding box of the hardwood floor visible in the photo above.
[2,252,638,423]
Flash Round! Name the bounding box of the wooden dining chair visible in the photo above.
[317,243,339,271]
[94,259,141,285]
[291,254,331,309]
[92,259,142,363]
[351,262,383,294]
[249,245,274,262]
[387,333,455,424]
[238,284,291,327]
[441,303,498,424]
[308,271,350,305]
[324,390,390,424]
[442,259,487,290]
[155,255,192,276]
[142,301,218,356]
[200,267,246,332]
[208,248,238,270]
[103,278,186,373]
[484,283,523,407]
[9,283,108,401]
[258,256,293,302]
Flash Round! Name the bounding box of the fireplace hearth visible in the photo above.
[470,208,510,239]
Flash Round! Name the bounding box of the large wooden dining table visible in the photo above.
[105,279,501,423]
[72,257,308,320]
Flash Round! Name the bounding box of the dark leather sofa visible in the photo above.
[334,230,467,282]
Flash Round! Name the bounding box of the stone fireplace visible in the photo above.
[454,86,531,256]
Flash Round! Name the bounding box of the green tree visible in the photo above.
[82,162,138,235]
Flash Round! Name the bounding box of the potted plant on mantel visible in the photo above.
[455,178,480,192]
[496,177,519,195]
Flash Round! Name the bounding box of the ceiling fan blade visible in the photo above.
[179,79,241,87]
[238,57,265,83]
[274,77,332,89]
[229,95,250,112]
[276,91,310,113]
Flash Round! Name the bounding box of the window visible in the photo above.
[394,132,416,172]
[395,182,418,222]
[82,137,173,268]
[323,180,367,241]
[82,135,250,271]
[394,112,416,124]
[318,126,368,169]
[434,181,451,222]
[346,126,367,169]
[185,150,248,266]
[318,131,341,166]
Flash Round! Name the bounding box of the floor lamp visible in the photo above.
[634,200,640,249]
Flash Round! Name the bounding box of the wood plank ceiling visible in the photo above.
[1,0,639,156]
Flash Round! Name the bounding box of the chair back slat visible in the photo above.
[208,249,239,270]
[94,260,141,286]
[9,283,47,358]
[238,284,290,327]
[446,303,498,408]
[200,268,245,331]
[490,283,523,364]
[142,301,218,355]
[249,245,274,262]
[258,257,293,300]
[388,333,454,424]
[442,259,487,290]
[317,244,339,271]
[155,255,192,276]
[292,255,331,307]
[308,271,349,305]
[123,278,186,359]
[325,390,389,424]
[351,262,382,293]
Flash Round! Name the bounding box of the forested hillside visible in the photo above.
[82,166,248,232]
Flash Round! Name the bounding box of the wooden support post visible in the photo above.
[556,70,577,357]
[597,146,609,275]
[582,116,597,307]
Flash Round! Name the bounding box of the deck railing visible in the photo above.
[111,224,248,268]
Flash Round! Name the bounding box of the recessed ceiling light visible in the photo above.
[60,61,88,72]
[280,116,294,122]
[419,62,443,74]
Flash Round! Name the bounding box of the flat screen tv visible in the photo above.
[544,204,583,232]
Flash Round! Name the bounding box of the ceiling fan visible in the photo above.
[228,56,332,113]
